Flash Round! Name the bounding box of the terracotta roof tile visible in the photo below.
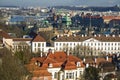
[33,70,52,77]
[102,16,120,20]
[0,30,11,38]
[26,51,85,78]
[32,35,46,42]
[63,60,77,70]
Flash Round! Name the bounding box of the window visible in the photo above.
[60,43,61,46]
[56,43,58,46]
[91,43,93,46]
[38,43,40,47]
[118,43,120,46]
[111,47,113,50]
[101,43,103,45]
[69,73,72,78]
[80,71,82,75]
[54,72,57,78]
[42,43,44,47]
[34,43,36,47]
[98,43,100,45]
[95,43,96,46]
[66,73,69,79]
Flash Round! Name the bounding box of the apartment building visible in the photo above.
[54,34,120,56]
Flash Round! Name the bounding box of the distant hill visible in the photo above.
[54,5,120,11]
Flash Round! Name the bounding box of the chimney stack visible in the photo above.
[40,52,43,57]
[94,57,97,63]
[83,58,86,63]
[106,55,109,61]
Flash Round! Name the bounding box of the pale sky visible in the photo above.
[0,0,120,7]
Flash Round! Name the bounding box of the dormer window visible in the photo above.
[76,62,81,67]
[35,60,38,65]
[49,63,53,68]
[35,60,41,67]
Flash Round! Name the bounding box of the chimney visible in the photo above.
[86,63,89,68]
[98,34,101,37]
[49,63,53,68]
[83,58,86,63]
[67,34,69,37]
[94,57,97,63]
[82,34,84,37]
[119,35,120,37]
[112,35,115,37]
[67,50,69,56]
[52,50,55,54]
[40,52,43,57]
[106,55,109,61]
[61,34,63,37]
[105,34,109,37]
[85,34,87,37]
[57,35,59,38]
[73,34,76,37]
[94,34,97,37]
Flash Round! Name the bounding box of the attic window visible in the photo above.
[76,62,81,67]
[48,63,53,68]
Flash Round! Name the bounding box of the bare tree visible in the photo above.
[0,48,31,80]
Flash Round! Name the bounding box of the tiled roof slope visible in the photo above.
[55,35,120,42]
[26,51,84,77]
[0,30,11,38]
[32,35,46,42]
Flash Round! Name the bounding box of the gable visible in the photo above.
[32,35,46,42]
[83,38,100,42]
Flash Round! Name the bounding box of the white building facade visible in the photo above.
[54,35,120,55]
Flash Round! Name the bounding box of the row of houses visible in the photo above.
[1,29,120,56]
[0,29,119,80]
[26,51,117,80]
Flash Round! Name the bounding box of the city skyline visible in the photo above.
[0,0,120,7]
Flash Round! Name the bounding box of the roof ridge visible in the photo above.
[32,34,46,42]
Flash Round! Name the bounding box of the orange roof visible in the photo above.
[26,51,85,73]
[0,30,11,38]
[102,16,120,20]
[32,35,46,42]
[25,51,86,79]
[63,60,77,70]
[33,70,51,77]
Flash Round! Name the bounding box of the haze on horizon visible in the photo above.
[0,0,120,7]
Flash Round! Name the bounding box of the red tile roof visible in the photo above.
[102,16,120,20]
[26,51,84,77]
[33,70,52,77]
[32,35,46,42]
[63,60,77,70]
[0,30,11,38]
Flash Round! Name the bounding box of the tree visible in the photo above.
[15,48,32,64]
[72,45,94,57]
[0,48,31,80]
[84,66,100,80]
